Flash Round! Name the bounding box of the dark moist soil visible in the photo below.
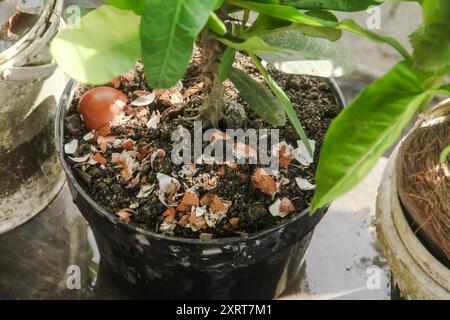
[63,53,341,239]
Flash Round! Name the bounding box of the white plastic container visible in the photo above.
[0,0,66,234]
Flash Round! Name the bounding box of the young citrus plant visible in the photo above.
[51,0,429,213]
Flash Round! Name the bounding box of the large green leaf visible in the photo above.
[229,67,286,126]
[51,5,141,85]
[410,0,450,73]
[255,29,356,77]
[228,0,410,60]
[311,61,434,212]
[280,0,383,11]
[140,0,217,89]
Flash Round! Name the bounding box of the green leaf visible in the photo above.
[106,0,145,14]
[207,12,227,36]
[140,0,217,89]
[251,14,292,32]
[252,10,341,41]
[440,145,450,164]
[50,6,141,85]
[410,0,450,73]
[219,48,236,82]
[228,0,411,60]
[218,35,276,51]
[297,10,341,41]
[229,67,286,126]
[280,0,383,12]
[311,61,434,212]
[255,29,356,77]
[250,54,313,156]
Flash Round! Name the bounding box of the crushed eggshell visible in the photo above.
[131,92,155,106]
[120,168,132,181]
[121,150,138,173]
[155,83,184,106]
[122,139,135,150]
[202,176,218,191]
[178,214,190,227]
[189,212,207,230]
[146,111,161,129]
[115,208,134,223]
[68,153,91,163]
[269,198,295,218]
[251,168,278,198]
[269,199,282,217]
[99,142,108,153]
[159,221,176,233]
[176,202,188,212]
[136,184,154,198]
[64,139,78,155]
[205,211,226,228]
[195,206,207,217]
[181,191,200,207]
[275,141,294,168]
[200,194,211,206]
[209,195,230,214]
[180,164,199,177]
[209,130,229,145]
[83,132,95,141]
[133,90,147,96]
[113,139,123,149]
[280,197,296,214]
[292,139,316,166]
[157,173,180,206]
[295,177,316,191]
[150,149,166,167]
[92,153,107,165]
[233,142,258,160]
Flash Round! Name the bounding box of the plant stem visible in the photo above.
[199,29,226,128]
[250,53,313,157]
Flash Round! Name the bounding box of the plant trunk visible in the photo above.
[199,30,225,128]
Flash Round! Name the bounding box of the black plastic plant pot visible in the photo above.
[55,80,345,299]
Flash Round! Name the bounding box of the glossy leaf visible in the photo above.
[228,0,411,60]
[51,6,141,85]
[255,29,356,77]
[311,61,434,212]
[140,0,217,89]
[280,0,383,12]
[229,67,286,126]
